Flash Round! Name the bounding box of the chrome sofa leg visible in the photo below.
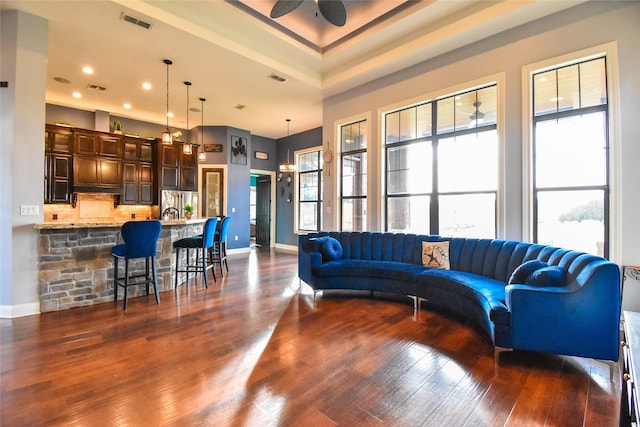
[597,359,616,382]
[494,347,512,365]
[409,296,426,311]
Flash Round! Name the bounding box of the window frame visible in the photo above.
[382,82,501,237]
[522,43,621,260]
[339,118,369,231]
[294,147,323,233]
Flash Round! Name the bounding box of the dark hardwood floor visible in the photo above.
[1,248,621,426]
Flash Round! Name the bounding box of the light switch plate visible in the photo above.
[20,205,39,215]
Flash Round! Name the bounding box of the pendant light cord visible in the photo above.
[200,98,205,141]
[166,62,170,129]
[286,118,291,163]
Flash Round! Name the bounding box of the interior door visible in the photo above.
[256,176,271,247]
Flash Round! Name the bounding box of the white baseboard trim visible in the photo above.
[275,243,298,252]
[0,302,40,318]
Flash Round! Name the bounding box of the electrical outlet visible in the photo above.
[234,235,238,241]
[20,205,39,215]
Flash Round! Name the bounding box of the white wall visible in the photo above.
[322,2,640,307]
[0,10,47,317]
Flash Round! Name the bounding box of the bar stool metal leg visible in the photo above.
[152,256,160,304]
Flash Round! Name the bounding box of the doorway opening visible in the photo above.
[250,170,275,248]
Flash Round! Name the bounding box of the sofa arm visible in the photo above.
[298,235,322,286]
[505,281,619,360]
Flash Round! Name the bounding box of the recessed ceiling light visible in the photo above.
[82,66,94,74]
[142,82,152,90]
[72,91,82,98]
[539,77,548,82]
[550,97,563,102]
[54,77,71,84]
[167,112,174,118]
[123,103,132,109]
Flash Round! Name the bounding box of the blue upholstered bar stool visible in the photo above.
[173,217,219,289]
[111,220,162,311]
[210,216,231,277]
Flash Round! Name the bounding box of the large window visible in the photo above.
[297,149,323,232]
[531,57,609,256]
[340,120,368,231]
[385,85,498,237]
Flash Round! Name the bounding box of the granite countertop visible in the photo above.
[35,218,208,230]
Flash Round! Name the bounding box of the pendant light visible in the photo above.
[198,97,207,161]
[183,81,192,155]
[279,119,296,173]
[161,59,173,145]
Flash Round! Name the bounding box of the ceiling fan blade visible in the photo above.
[270,0,303,18]
[317,0,346,27]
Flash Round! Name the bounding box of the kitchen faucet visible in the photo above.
[162,207,180,220]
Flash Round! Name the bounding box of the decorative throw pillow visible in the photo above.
[526,266,566,286]
[310,236,330,252]
[321,237,343,261]
[422,241,450,270]
[508,260,548,285]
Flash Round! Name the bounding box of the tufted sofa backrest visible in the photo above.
[303,232,613,289]
[444,237,604,286]
[305,231,440,265]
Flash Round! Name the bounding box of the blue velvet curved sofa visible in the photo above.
[298,231,621,363]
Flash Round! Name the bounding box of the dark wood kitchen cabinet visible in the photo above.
[44,125,73,204]
[122,137,156,205]
[74,130,122,157]
[180,148,198,191]
[73,156,122,190]
[158,143,179,189]
[73,129,123,192]
[157,142,198,191]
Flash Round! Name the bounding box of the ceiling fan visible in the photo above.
[270,0,347,27]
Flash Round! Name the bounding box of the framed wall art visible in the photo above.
[254,151,269,160]
[230,136,247,165]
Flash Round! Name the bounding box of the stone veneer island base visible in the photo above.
[36,219,207,312]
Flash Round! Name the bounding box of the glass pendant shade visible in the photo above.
[162,130,172,144]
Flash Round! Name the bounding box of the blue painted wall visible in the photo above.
[275,127,322,246]
[251,135,277,171]
[225,127,252,250]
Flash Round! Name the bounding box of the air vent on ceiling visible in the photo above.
[120,13,152,30]
[268,73,287,83]
[234,104,246,110]
[87,84,106,92]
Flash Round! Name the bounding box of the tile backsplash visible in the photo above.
[43,193,158,223]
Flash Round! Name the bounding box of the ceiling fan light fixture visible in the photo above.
[270,0,346,27]
[468,101,485,128]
